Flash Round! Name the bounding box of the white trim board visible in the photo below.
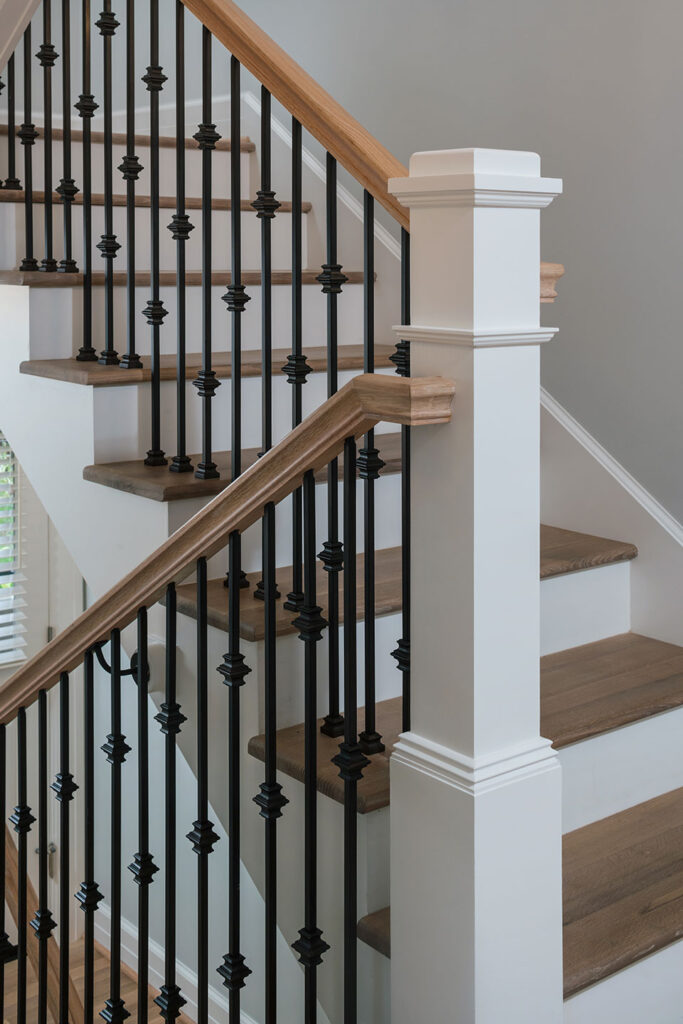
[541,388,683,547]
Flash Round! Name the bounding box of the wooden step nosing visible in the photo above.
[1,268,368,289]
[0,123,255,152]
[0,190,311,213]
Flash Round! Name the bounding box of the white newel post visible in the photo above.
[387,149,564,1023]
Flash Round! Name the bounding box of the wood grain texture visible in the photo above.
[20,344,395,388]
[357,788,683,998]
[0,122,254,152]
[0,190,310,213]
[540,524,637,578]
[1,934,194,1023]
[0,269,364,289]
[248,632,682,813]
[541,261,564,303]
[0,375,455,725]
[180,0,409,228]
[5,826,83,1024]
[177,545,402,644]
[542,632,683,748]
[84,431,402,501]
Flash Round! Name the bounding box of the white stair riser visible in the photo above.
[100,366,395,461]
[0,141,253,200]
[558,705,683,833]
[541,562,631,655]
[0,200,306,273]
[68,280,368,360]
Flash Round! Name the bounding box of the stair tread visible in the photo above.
[0,189,311,213]
[175,525,622,643]
[247,632,682,814]
[0,122,254,152]
[357,787,683,998]
[83,431,402,500]
[0,268,365,288]
[540,524,637,578]
[21,343,393,388]
[175,546,404,644]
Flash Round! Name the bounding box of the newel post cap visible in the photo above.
[388,147,562,209]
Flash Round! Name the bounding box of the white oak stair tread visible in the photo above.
[247,632,683,814]
[0,122,254,152]
[0,189,311,213]
[358,788,683,999]
[175,546,404,644]
[84,431,402,501]
[540,524,637,578]
[20,343,393,387]
[1,935,194,1023]
[0,268,365,288]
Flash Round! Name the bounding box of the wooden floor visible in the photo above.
[357,787,683,998]
[2,938,193,1023]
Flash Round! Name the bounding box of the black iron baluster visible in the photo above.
[333,437,370,1024]
[142,0,168,463]
[253,87,281,604]
[101,629,131,1023]
[0,724,17,1021]
[31,692,55,1024]
[359,193,384,754]
[293,471,329,1019]
[19,27,39,272]
[96,1,120,365]
[218,530,252,1013]
[11,707,34,1024]
[283,118,308,612]
[254,500,288,1021]
[188,559,219,1024]
[154,585,186,1020]
[129,609,157,1024]
[391,228,411,731]
[4,56,20,190]
[76,650,103,1022]
[75,0,98,360]
[38,0,58,272]
[168,1,193,472]
[318,153,347,737]
[57,0,79,272]
[118,0,142,368]
[193,27,220,480]
[52,672,78,1021]
[223,57,250,593]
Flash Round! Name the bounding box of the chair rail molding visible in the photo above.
[388,148,564,1024]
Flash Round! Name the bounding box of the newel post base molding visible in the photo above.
[388,149,564,1023]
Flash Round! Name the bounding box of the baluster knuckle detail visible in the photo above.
[154,985,186,1020]
[100,997,131,1023]
[356,446,385,480]
[142,298,169,326]
[29,907,57,940]
[332,742,370,783]
[17,124,38,146]
[96,10,119,35]
[192,369,220,399]
[142,64,167,92]
[293,604,328,642]
[222,283,251,313]
[391,339,411,377]
[217,952,252,991]
[75,93,98,118]
[96,233,121,260]
[292,926,330,968]
[9,805,35,835]
[318,539,344,573]
[118,153,143,181]
[251,188,281,219]
[218,652,252,687]
[281,352,311,386]
[317,262,348,293]
[101,733,131,765]
[167,213,194,240]
[128,851,159,886]
[75,880,104,913]
[253,781,289,821]
[154,701,186,736]
[51,771,78,802]
[186,819,220,855]
[36,43,59,67]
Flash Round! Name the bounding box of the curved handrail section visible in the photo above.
[0,375,455,725]
[180,0,410,229]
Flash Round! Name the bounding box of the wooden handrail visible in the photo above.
[0,375,455,725]
[179,1,564,298]
[180,0,410,229]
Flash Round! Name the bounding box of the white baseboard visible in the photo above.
[94,903,259,1024]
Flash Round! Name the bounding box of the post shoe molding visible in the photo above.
[393,324,558,348]
[392,732,559,796]
[389,147,562,209]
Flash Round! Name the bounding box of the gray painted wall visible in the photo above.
[230,0,683,523]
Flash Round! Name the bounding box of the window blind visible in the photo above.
[0,432,25,666]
